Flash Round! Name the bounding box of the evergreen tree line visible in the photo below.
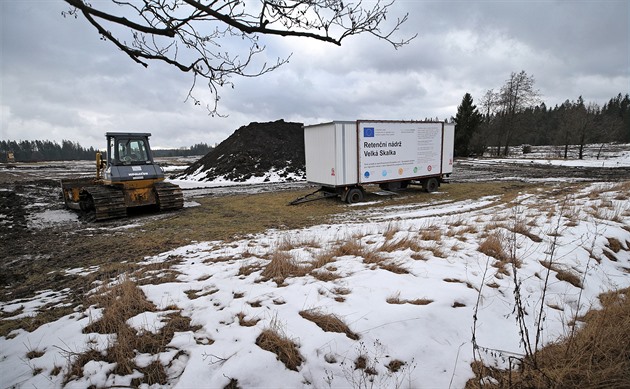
[454,71,629,158]
[0,140,98,162]
[0,139,213,162]
[153,143,213,158]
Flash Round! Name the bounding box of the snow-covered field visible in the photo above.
[0,148,629,388]
[1,180,629,388]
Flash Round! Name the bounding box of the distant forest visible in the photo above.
[454,73,629,158]
[475,93,630,156]
[0,140,213,162]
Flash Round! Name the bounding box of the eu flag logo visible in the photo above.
[363,127,375,137]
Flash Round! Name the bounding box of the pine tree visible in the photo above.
[454,93,483,157]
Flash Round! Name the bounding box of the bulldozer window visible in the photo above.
[118,139,149,164]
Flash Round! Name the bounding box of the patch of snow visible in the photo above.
[26,209,79,229]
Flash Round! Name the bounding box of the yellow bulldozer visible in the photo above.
[61,132,183,221]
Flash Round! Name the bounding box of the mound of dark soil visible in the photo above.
[178,119,305,182]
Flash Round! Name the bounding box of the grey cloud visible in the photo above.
[1,0,628,149]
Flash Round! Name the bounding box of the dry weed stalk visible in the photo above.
[467,288,630,388]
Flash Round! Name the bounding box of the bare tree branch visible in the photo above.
[62,0,414,115]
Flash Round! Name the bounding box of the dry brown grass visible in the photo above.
[238,262,263,277]
[411,252,428,261]
[379,261,410,274]
[383,222,401,241]
[386,359,406,373]
[458,224,479,235]
[539,260,583,288]
[260,251,309,285]
[66,280,201,385]
[478,232,508,261]
[255,326,303,371]
[386,292,433,306]
[184,287,218,300]
[379,235,422,253]
[420,228,442,241]
[26,349,45,359]
[443,278,476,290]
[311,269,342,281]
[362,249,386,264]
[299,309,359,340]
[466,288,630,389]
[331,287,351,298]
[236,312,260,327]
[333,239,368,258]
[311,249,337,269]
[422,242,446,258]
[602,249,619,262]
[511,220,543,242]
[606,237,624,253]
[83,279,157,334]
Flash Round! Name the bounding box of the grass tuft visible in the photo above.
[255,327,303,371]
[236,312,260,327]
[478,232,508,261]
[540,260,583,288]
[299,309,359,340]
[260,251,308,285]
[386,292,432,306]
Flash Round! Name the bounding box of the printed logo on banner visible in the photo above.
[427,165,432,172]
[364,171,370,178]
[382,170,388,177]
[398,168,404,175]
[363,127,375,138]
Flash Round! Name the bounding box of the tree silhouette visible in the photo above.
[454,93,482,157]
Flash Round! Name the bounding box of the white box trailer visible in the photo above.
[302,120,454,203]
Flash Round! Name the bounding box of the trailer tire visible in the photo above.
[346,188,364,204]
[423,178,439,193]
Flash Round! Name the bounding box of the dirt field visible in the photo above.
[1,157,629,307]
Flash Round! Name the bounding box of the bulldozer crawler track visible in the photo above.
[154,182,184,211]
[82,185,127,221]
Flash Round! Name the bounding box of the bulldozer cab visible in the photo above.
[107,133,152,166]
[103,132,165,183]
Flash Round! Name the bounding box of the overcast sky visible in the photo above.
[1,1,628,149]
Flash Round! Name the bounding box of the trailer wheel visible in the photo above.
[346,188,364,204]
[423,178,439,193]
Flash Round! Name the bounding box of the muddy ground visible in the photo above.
[1,157,629,305]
